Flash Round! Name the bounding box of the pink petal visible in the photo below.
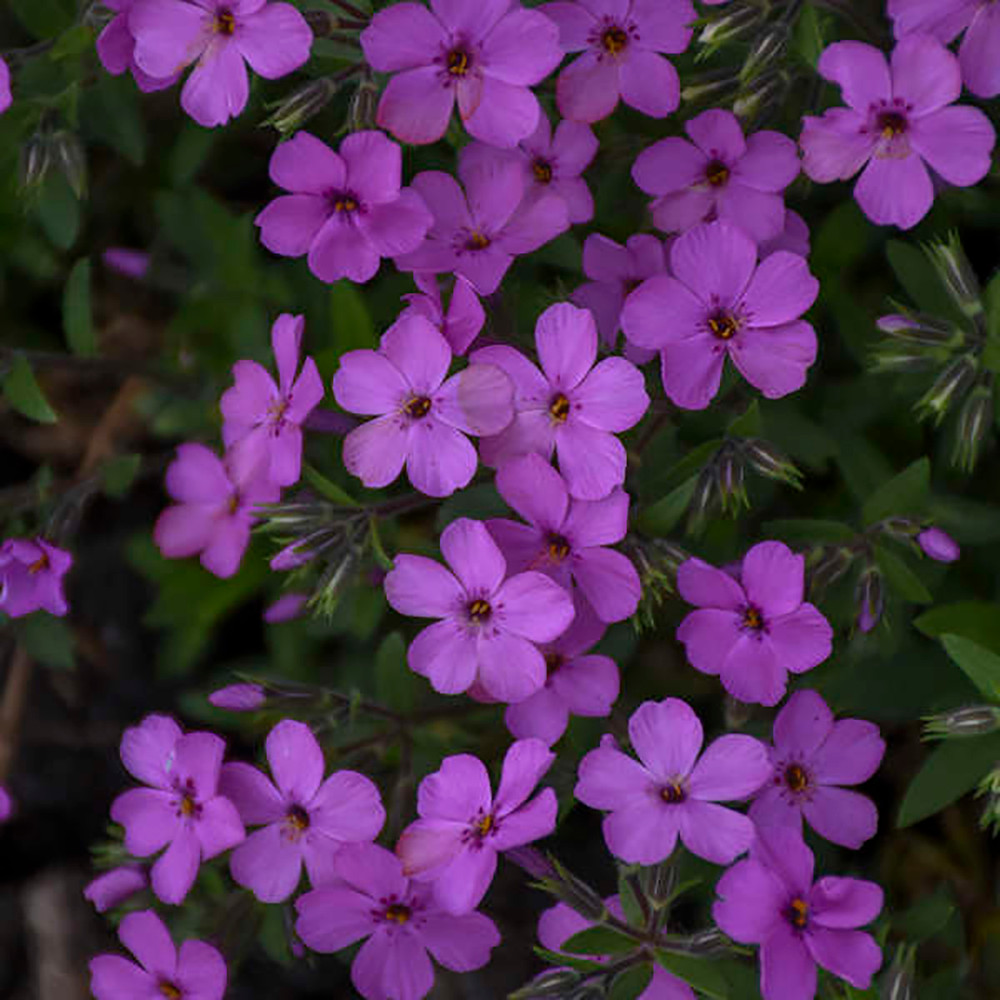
[342,415,409,489]
[773,690,834,758]
[154,505,215,561]
[376,66,455,145]
[477,631,547,702]
[817,40,890,111]
[751,824,815,893]
[805,929,882,990]
[552,653,619,716]
[120,714,183,788]
[360,2,446,72]
[556,51,621,123]
[97,15,134,75]
[165,443,230,504]
[419,753,492,822]
[717,184,786,243]
[573,357,649,432]
[563,489,628,548]
[234,2,310,78]
[481,8,561,85]
[811,719,885,785]
[496,453,569,532]
[199,515,251,578]
[408,619,479,693]
[670,220,756,304]
[495,570,575,642]
[361,189,433,257]
[734,130,800,191]
[540,2,596,51]
[631,0,696,52]
[294,886,377,952]
[619,49,679,117]
[333,349,409,416]
[89,956,155,999]
[194,797,245,859]
[434,364,514,436]
[620,275,705,350]
[686,108,746,161]
[229,823,303,902]
[463,75,540,148]
[576,744,655,810]
[119,910,177,978]
[767,604,833,674]
[491,787,557,849]
[353,930,434,1000]
[442,277,485,354]
[310,769,385,842]
[174,732,225,801]
[411,169,473,234]
[536,302,597,391]
[266,719,324,803]
[740,541,805,618]
[677,558,746,609]
[712,860,784,943]
[505,689,570,745]
[150,827,201,904]
[678,800,755,864]
[603,800,680,864]
[431,0,509,36]
[853,153,932,230]
[111,788,178,856]
[397,818,466,876]
[909,105,995,186]
[959,4,1000,98]
[494,738,555,815]
[441,518,506,595]
[689,734,771,801]
[499,192,569,255]
[651,188,716,234]
[552,118,599,174]
[255,195,329,257]
[890,33,960,114]
[335,842,409,899]
[431,846,497,914]
[720,634,787,706]
[385,553,463,618]
[130,0,207,79]
[629,699,703,781]
[180,41,249,128]
[810,876,883,929]
[741,253,819,328]
[308,214,380,284]
[420,910,500,971]
[341,130,402,205]
[382,315,451,394]
[676,608,742,676]
[406,418,478,496]
[633,137,706,196]
[761,923,817,1000]
[572,546,640,623]
[802,788,878,848]
[175,940,227,1000]
[218,762,285,825]
[728,320,817,399]
[555,421,627,500]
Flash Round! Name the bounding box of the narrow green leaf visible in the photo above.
[15,613,75,670]
[561,926,636,956]
[301,464,361,507]
[885,241,963,325]
[616,869,645,929]
[532,946,605,973]
[654,950,729,999]
[893,888,956,942]
[64,257,95,356]
[941,634,1000,701]
[374,632,416,712]
[2,355,58,423]
[914,601,1000,657]
[609,964,654,1000]
[36,172,80,251]
[727,400,760,438]
[639,478,696,537]
[330,280,375,352]
[101,454,142,498]
[985,270,1000,342]
[875,544,932,604]
[861,457,930,525]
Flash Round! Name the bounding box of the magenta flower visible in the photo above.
[572,232,667,349]
[800,36,995,230]
[461,114,599,224]
[632,109,800,243]
[89,910,226,1000]
[621,221,819,410]
[220,313,323,486]
[102,247,152,279]
[208,682,266,711]
[474,302,650,500]
[0,57,10,114]
[296,843,500,1000]
[0,537,72,618]
[889,0,1000,98]
[750,691,885,849]
[384,517,575,703]
[255,131,433,284]
[676,541,833,706]
[360,0,561,147]
[760,210,810,258]
[219,720,385,901]
[917,527,960,562]
[400,273,485,356]
[542,0,696,123]
[332,315,514,497]
[714,827,883,1000]
[539,895,694,1000]
[84,864,148,913]
[109,715,244,904]
[395,160,569,295]
[575,698,771,865]
[97,0,177,91]
[153,443,279,579]
[264,591,308,622]
[397,738,556,913]
[129,0,312,128]
[504,595,619,746]
[488,453,640,623]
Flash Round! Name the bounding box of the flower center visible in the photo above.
[548,393,571,423]
[465,231,490,251]
[403,395,432,419]
[601,26,629,55]
[784,764,809,793]
[742,605,764,630]
[28,553,50,574]
[159,981,183,999]
[178,794,200,819]
[286,804,310,833]
[705,159,730,187]
[532,159,553,184]
[546,533,571,562]
[467,598,492,624]
[214,9,235,34]
[384,903,411,924]
[786,897,809,929]
[333,194,358,213]
[708,310,740,340]
[544,652,564,677]
[474,813,494,837]
[447,48,471,76]
[877,110,907,139]
[227,493,240,515]
[660,780,686,804]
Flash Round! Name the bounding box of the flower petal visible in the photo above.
[408,619,479,693]
[629,699,703,781]
[740,541,805,618]
[678,800,755,864]
[266,719,324,804]
[741,253,819,329]
[689,735,772,801]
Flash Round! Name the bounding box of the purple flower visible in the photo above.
[713,827,883,1000]
[400,273,485,356]
[800,36,995,230]
[84,865,148,913]
[572,232,667,349]
[208,682,266,711]
[575,698,772,865]
[461,113,599,224]
[488,453,640,623]
[360,0,561,147]
[109,715,244,904]
[102,247,152,279]
[397,738,556,913]
[89,909,226,1000]
[504,595,619,745]
[917,526,960,563]
[129,0,312,127]
[384,517,575,703]
[296,843,500,1000]
[539,895,694,1000]
[632,109,800,243]
[332,315,514,497]
[542,0,696,123]
[0,57,10,114]
[473,302,650,500]
[264,592,309,622]
[760,210,810,258]
[220,313,323,486]
[621,221,819,410]
[0,785,12,822]
[889,0,1000,98]
[676,541,833,706]
[153,443,279,579]
[0,537,72,618]
[750,690,885,849]
[395,159,569,295]
[219,720,385,900]
[97,0,177,92]
[255,131,433,284]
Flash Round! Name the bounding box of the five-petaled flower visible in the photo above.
[0,537,72,618]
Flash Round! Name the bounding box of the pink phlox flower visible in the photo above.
[572,232,667,350]
[208,682,266,711]
[360,0,562,147]
[750,690,885,849]
[84,864,149,913]
[129,0,312,127]
[332,314,514,497]
[713,827,883,1000]
[255,130,433,284]
[675,541,834,706]
[0,537,72,618]
[488,452,640,623]
[219,719,385,900]
[97,0,178,91]
[542,0,697,123]
[0,56,10,114]
[89,909,226,1000]
[461,113,599,224]
[102,247,152,279]
[384,517,576,703]
[539,895,694,999]
[295,842,500,1000]
[575,697,772,865]
[621,220,819,409]
[220,313,324,486]
[399,273,486,356]
[153,442,279,579]
[800,35,995,229]
[632,108,800,243]
[473,302,650,500]
[889,0,1000,98]
[917,526,960,562]
[109,714,244,904]
[396,738,557,913]
[395,158,569,295]
[759,210,810,258]
[504,593,618,746]
[263,591,309,622]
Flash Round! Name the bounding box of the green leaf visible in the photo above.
[616,869,645,929]
[639,478,696,537]
[101,454,141,498]
[761,519,856,545]
[861,457,930,525]
[609,964,654,1000]
[374,631,416,712]
[727,400,761,438]
[15,613,75,670]
[875,544,932,604]
[301,464,361,507]
[80,75,147,166]
[914,601,1000,657]
[64,257,95,356]
[2,355,58,423]
[561,926,636,956]
[985,270,1000,342]
[330,280,375,352]
[654,950,729,999]
[9,0,73,38]
[532,946,605,973]
[886,241,963,326]
[893,887,956,942]
[897,731,1000,827]
[940,634,1000,701]
[36,172,80,251]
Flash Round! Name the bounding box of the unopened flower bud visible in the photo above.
[916,526,960,563]
[684,928,729,956]
[744,438,802,488]
[349,79,381,131]
[733,69,788,124]
[740,29,787,83]
[952,382,993,472]
[926,233,983,320]
[724,694,753,729]
[855,567,883,633]
[20,133,52,189]
[807,546,855,597]
[915,354,977,425]
[264,592,309,623]
[546,857,609,924]
[688,467,718,525]
[511,970,581,999]
[698,4,763,47]
[51,130,86,198]
[640,859,677,909]
[716,449,747,515]
[264,76,338,134]
[881,944,916,1000]
[870,344,942,374]
[976,764,1000,834]
[876,311,955,346]
[924,705,1000,740]
[209,683,266,711]
[680,72,737,106]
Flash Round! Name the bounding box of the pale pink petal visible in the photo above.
[728,320,817,399]
[431,847,497,914]
[686,108,745,160]
[802,787,878,848]
[120,715,183,788]
[741,252,819,328]
[234,2,311,78]
[720,634,787,706]
[575,745,654,810]
[773,690,833,758]
[384,553,464,618]
[689,734,771,801]
[97,15,134,75]
[342,415,409,488]
[563,489,628,548]
[491,787,557,849]
[396,818,466,876]
[733,130,800,191]
[811,719,885,785]
[333,349,409,416]
[229,823,303,902]
[130,0,207,79]
[817,41,890,110]
[268,131,342,194]
[294,886,377,952]
[175,940,227,1000]
[853,153,932,230]
[89,956,157,999]
[890,33,960,114]
[494,738,555,815]
[420,911,500,970]
[800,110,874,183]
[650,188,716,234]
[266,719,324,804]
[434,364,514,436]
[111,788,179,856]
[180,41,249,128]
[573,358,649,432]
[309,770,385,842]
[360,2,446,72]
[810,876,883,929]
[477,631,547,703]
[620,275,705,350]
[119,910,176,978]
[717,183,786,243]
[678,800,755,863]
[496,453,569,532]
[194,797,245,859]
[361,190,433,258]
[440,517,507,595]
[619,49,679,117]
[408,620,479,693]
[557,51,621,123]
[536,302,597,391]
[631,0,696,52]
[670,220,756,303]
[419,753,492,821]
[505,689,570,745]
[767,604,833,674]
[377,66,455,145]
[496,570,575,642]
[761,923,817,1000]
[150,827,201,904]
[676,608,742,676]
[218,762,285,825]
[677,558,746,609]
[552,654,619,716]
[959,4,1000,98]
[555,421,627,500]
[572,547,640,623]
[255,195,329,257]
[712,859,784,943]
[633,138,708,196]
[909,106,995,186]
[407,418,478,496]
[481,8,561,85]
[740,541,805,617]
[603,800,679,864]
[629,699,702,781]
[805,929,882,990]
[464,75,540,148]
[539,2,596,51]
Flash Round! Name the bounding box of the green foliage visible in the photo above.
[940,634,1000,701]
[2,355,58,423]
[63,257,93,355]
